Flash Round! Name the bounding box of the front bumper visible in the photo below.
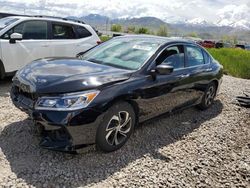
[11,86,104,153]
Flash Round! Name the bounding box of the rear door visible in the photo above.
[0,20,50,72]
[183,44,213,98]
[48,22,96,57]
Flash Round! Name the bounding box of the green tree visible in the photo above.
[157,25,168,37]
[222,35,237,44]
[186,32,198,38]
[127,25,136,33]
[111,24,122,32]
[136,27,149,34]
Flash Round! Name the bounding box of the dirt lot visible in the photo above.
[0,75,249,188]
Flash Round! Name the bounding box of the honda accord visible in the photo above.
[11,35,223,153]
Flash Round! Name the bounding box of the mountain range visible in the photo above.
[68,14,250,42]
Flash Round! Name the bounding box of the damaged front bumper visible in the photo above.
[34,112,104,153]
[11,86,104,153]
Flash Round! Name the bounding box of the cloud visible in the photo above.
[0,0,249,24]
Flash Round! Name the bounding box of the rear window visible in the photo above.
[75,25,92,38]
[52,23,76,39]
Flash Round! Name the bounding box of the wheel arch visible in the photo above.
[102,94,140,126]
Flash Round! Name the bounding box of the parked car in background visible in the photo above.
[214,41,233,49]
[197,40,216,48]
[0,16,100,79]
[235,44,250,50]
[11,35,223,153]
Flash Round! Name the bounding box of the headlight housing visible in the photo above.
[35,90,100,111]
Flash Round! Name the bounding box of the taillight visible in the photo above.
[97,41,102,45]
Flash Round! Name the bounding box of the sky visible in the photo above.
[0,0,250,24]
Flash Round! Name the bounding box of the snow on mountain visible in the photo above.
[170,4,250,30]
[216,4,250,30]
[187,18,208,25]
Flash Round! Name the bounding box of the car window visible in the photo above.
[203,50,211,64]
[186,46,204,67]
[52,23,75,39]
[75,25,92,38]
[3,20,48,39]
[156,45,185,69]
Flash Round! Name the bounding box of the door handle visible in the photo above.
[41,45,49,47]
[178,74,190,78]
[204,68,213,72]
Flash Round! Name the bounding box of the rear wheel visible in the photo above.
[198,82,217,110]
[96,102,135,152]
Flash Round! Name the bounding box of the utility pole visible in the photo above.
[39,0,46,15]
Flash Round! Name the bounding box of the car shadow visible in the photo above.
[0,100,223,187]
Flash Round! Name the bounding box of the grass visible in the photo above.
[207,48,250,79]
[100,35,111,42]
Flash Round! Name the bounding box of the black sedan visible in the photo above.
[11,35,223,153]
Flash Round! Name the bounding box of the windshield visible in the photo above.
[82,38,163,70]
[0,17,19,30]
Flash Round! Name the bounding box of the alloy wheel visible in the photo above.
[105,111,132,146]
[205,86,215,106]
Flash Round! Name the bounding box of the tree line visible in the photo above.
[111,24,169,37]
[110,24,239,44]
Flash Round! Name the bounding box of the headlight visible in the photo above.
[35,90,100,111]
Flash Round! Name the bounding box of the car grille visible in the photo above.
[11,85,38,111]
[14,86,36,100]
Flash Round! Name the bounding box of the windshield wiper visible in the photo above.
[87,58,104,64]
[87,58,133,70]
[103,62,133,70]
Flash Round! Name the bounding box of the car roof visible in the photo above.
[5,16,89,27]
[114,35,196,45]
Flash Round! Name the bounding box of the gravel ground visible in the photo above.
[0,75,249,188]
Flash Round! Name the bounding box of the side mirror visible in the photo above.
[10,33,23,44]
[155,64,174,75]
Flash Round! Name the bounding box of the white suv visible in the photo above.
[0,16,101,79]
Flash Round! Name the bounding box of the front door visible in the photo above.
[137,44,203,122]
[0,20,50,72]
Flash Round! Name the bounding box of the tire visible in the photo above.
[96,102,135,152]
[198,82,217,110]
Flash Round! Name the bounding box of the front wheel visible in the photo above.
[96,102,135,152]
[198,82,217,110]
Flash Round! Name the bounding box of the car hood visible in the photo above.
[13,58,133,94]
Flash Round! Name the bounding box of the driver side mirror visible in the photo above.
[9,33,23,44]
[155,64,174,75]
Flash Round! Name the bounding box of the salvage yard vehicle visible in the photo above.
[0,16,100,79]
[10,35,223,153]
